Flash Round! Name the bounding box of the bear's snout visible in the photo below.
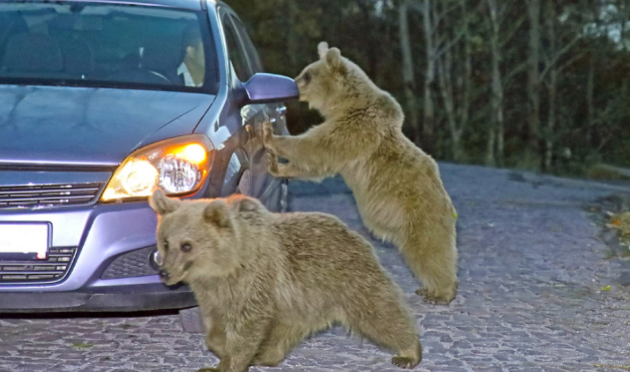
[158,269,170,281]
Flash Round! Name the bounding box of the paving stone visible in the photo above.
[1,164,629,372]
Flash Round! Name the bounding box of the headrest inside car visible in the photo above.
[2,33,64,72]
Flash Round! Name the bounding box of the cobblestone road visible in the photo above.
[1,163,629,372]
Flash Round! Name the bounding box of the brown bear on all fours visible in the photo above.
[262,42,459,305]
[148,189,422,372]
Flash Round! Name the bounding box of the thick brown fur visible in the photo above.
[261,41,458,305]
[148,189,422,372]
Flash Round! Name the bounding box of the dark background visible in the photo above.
[228,0,630,178]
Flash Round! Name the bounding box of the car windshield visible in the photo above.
[0,1,218,93]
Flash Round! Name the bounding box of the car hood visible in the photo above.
[0,85,215,167]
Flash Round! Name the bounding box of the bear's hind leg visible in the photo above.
[415,282,458,305]
[345,297,422,369]
[400,230,458,305]
[252,322,309,367]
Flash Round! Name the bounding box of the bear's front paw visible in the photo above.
[392,356,419,369]
[266,151,280,175]
[250,356,283,367]
[262,120,274,145]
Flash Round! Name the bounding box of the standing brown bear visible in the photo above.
[262,42,458,305]
[148,189,422,372]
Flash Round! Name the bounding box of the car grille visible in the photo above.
[0,247,77,284]
[101,246,159,280]
[0,182,104,209]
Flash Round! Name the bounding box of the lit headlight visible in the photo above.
[101,134,214,202]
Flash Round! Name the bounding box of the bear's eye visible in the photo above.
[181,243,192,252]
[163,239,169,251]
[303,72,311,84]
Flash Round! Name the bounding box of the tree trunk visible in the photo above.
[586,55,594,145]
[422,0,436,154]
[398,0,421,145]
[543,2,561,172]
[544,1,556,172]
[485,0,504,166]
[545,66,557,171]
[485,125,496,166]
[286,0,300,72]
[435,0,470,162]
[437,46,459,161]
[458,0,471,162]
[452,131,463,162]
[526,0,541,168]
[497,111,504,165]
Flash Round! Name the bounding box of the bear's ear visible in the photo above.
[149,189,181,215]
[235,197,263,213]
[317,41,329,60]
[203,199,231,228]
[325,47,346,73]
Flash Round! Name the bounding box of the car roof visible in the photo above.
[0,0,209,11]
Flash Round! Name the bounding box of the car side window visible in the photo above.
[220,13,250,82]
[230,16,263,74]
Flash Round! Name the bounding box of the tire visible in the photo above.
[179,306,205,334]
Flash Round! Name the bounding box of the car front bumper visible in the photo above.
[0,199,196,313]
[0,283,195,313]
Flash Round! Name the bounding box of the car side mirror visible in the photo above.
[240,73,300,105]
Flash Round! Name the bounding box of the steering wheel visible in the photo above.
[146,70,172,84]
[107,68,173,85]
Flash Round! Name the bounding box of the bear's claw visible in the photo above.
[392,356,419,369]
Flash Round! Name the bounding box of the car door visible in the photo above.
[216,7,287,211]
[219,9,288,209]
[229,15,290,137]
